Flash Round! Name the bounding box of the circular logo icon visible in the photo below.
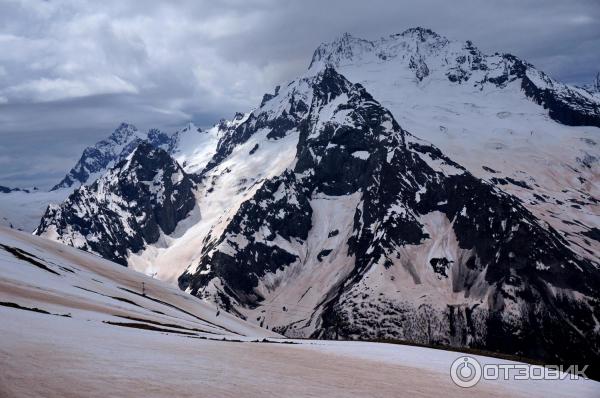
[450,356,482,388]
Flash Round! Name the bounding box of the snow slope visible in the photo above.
[127,87,307,282]
[0,226,272,338]
[1,227,597,397]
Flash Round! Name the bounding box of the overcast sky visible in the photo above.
[1,0,599,188]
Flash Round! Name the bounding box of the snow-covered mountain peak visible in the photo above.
[309,27,453,71]
[306,29,600,265]
[309,28,600,127]
[50,120,216,191]
[309,27,453,69]
[309,33,375,69]
[395,26,446,41]
[51,122,149,190]
[199,65,389,177]
[382,27,452,57]
[109,122,142,145]
[111,141,173,180]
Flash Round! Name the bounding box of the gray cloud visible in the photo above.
[1,0,599,188]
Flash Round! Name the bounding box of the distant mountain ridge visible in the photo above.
[309,28,600,128]
[51,123,168,190]
[0,185,36,194]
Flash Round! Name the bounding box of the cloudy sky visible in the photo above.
[1,0,599,188]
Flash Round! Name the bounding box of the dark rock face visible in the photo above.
[179,67,600,369]
[147,128,173,150]
[409,55,429,81]
[491,55,600,128]
[520,72,600,127]
[583,227,600,243]
[180,170,312,304]
[36,142,196,265]
[446,50,600,128]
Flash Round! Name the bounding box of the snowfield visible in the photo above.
[0,227,597,397]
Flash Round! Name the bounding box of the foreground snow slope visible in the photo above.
[0,226,274,338]
[3,309,599,398]
[1,228,598,397]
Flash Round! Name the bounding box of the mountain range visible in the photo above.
[3,27,599,368]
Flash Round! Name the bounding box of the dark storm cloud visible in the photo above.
[1,0,599,188]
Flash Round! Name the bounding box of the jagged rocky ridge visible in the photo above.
[33,113,251,276]
[0,123,188,232]
[177,67,599,367]
[53,123,150,190]
[52,118,247,192]
[36,142,196,265]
